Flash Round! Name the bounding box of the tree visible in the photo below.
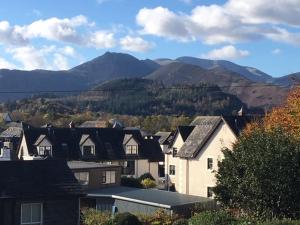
[214,128,300,219]
[264,87,300,138]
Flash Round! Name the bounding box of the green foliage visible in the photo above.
[138,209,180,225]
[256,219,300,225]
[172,218,189,225]
[141,178,157,189]
[114,212,142,225]
[121,177,143,188]
[82,208,111,225]
[214,128,300,219]
[189,211,236,225]
[139,173,155,182]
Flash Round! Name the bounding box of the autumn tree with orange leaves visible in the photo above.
[264,87,300,138]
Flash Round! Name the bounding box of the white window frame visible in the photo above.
[21,203,43,225]
[125,145,138,155]
[169,165,176,175]
[75,172,89,185]
[103,171,116,184]
[81,145,95,156]
[38,146,52,157]
[207,158,213,170]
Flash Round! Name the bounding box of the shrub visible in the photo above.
[82,208,111,225]
[114,212,142,225]
[139,173,155,181]
[189,211,236,225]
[141,178,157,189]
[121,177,143,188]
[256,219,300,225]
[172,218,189,225]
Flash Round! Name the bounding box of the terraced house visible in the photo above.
[16,125,164,181]
[164,116,253,198]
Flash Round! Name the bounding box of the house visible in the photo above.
[164,116,254,197]
[0,122,32,159]
[0,160,84,225]
[156,131,173,153]
[0,112,13,123]
[17,127,164,181]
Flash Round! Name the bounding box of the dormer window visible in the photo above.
[38,146,52,157]
[126,145,138,155]
[80,134,96,158]
[34,135,52,158]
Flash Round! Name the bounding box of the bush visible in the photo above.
[172,218,189,225]
[121,177,143,188]
[139,173,155,181]
[189,211,236,225]
[81,208,111,225]
[256,219,300,225]
[141,178,157,189]
[114,212,142,225]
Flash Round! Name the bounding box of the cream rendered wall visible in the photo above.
[18,135,29,159]
[135,159,150,177]
[187,121,236,197]
[165,132,185,188]
[149,162,159,181]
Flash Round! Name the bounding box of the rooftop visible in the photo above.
[67,161,120,170]
[87,186,213,209]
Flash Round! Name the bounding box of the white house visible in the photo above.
[164,116,252,198]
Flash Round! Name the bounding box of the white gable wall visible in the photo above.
[165,132,184,189]
[186,121,236,197]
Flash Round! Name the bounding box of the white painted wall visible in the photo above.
[18,135,29,159]
[186,121,236,197]
[164,132,184,189]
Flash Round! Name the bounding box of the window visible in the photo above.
[207,158,213,170]
[207,187,214,198]
[75,172,89,185]
[38,146,52,157]
[102,171,116,184]
[82,145,95,157]
[21,203,42,225]
[169,165,175,175]
[172,148,177,157]
[126,145,138,155]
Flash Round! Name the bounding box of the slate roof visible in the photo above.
[0,160,84,199]
[34,134,48,146]
[21,127,163,162]
[88,186,213,209]
[177,116,255,158]
[156,132,172,145]
[0,122,31,138]
[79,121,107,128]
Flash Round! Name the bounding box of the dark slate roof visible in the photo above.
[177,116,256,158]
[155,132,172,145]
[88,186,213,208]
[79,121,107,128]
[0,127,23,138]
[177,117,222,158]
[21,127,163,162]
[67,161,120,170]
[0,160,84,199]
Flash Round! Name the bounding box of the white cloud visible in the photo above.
[6,45,78,70]
[89,31,116,48]
[53,53,69,70]
[0,57,16,69]
[0,21,28,45]
[201,45,250,60]
[7,46,49,70]
[272,48,281,54]
[136,7,193,42]
[120,36,154,52]
[136,1,300,45]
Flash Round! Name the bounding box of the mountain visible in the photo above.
[145,62,288,108]
[176,56,274,83]
[16,78,245,116]
[0,69,88,101]
[70,52,160,84]
[273,72,300,86]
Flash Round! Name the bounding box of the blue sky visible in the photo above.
[0,0,299,77]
